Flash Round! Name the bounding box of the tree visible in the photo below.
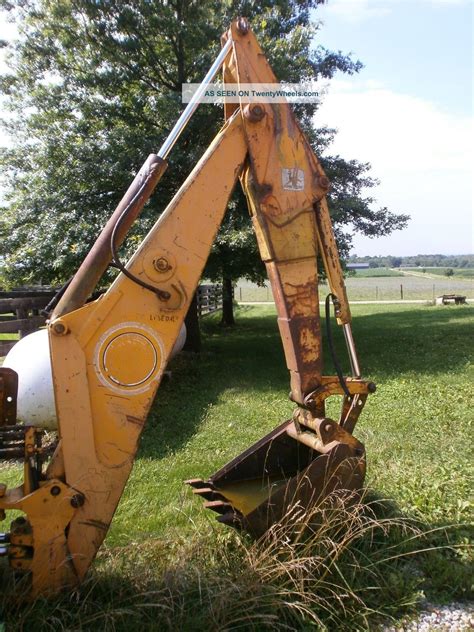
[0,0,409,328]
[445,268,454,277]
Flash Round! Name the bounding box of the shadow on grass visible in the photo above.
[350,304,473,378]
[139,308,289,460]
[140,303,473,460]
[1,490,471,631]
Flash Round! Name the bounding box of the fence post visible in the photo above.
[432,284,435,302]
[376,286,378,301]
[16,307,28,338]
[197,287,202,317]
[400,284,403,300]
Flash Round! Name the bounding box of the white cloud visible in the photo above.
[315,79,474,255]
[323,0,391,23]
[322,0,470,24]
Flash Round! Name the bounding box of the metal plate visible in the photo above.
[0,368,18,427]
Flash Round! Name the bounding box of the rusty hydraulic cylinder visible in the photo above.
[52,154,167,319]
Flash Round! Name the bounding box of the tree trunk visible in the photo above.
[183,291,201,352]
[220,276,235,326]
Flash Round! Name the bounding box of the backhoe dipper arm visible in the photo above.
[223,22,361,402]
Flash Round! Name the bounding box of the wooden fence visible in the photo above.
[197,284,223,317]
[0,289,55,356]
[0,284,223,356]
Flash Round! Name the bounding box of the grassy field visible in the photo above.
[350,267,403,277]
[0,303,472,630]
[237,274,473,302]
[403,267,474,279]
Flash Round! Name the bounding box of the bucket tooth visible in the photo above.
[217,511,244,529]
[203,500,234,515]
[185,478,210,490]
[191,487,226,502]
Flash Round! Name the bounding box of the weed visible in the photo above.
[3,489,460,631]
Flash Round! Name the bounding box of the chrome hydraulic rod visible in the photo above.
[52,39,233,319]
[343,323,361,378]
[158,38,233,159]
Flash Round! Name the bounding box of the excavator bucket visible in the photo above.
[187,418,366,537]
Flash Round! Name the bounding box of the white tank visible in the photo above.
[3,329,57,430]
[3,323,187,430]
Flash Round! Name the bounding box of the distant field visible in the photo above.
[403,267,474,278]
[236,274,473,302]
[351,267,403,277]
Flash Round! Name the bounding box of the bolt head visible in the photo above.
[70,494,85,509]
[244,103,266,123]
[51,320,68,336]
[236,17,249,34]
[154,257,171,273]
[50,485,61,497]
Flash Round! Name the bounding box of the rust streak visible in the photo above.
[126,415,145,427]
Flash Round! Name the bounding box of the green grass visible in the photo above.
[350,267,403,277]
[0,304,472,629]
[237,275,473,302]
[404,267,474,278]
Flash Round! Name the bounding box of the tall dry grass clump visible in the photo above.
[2,486,439,631]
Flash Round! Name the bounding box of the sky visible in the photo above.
[313,0,473,256]
[0,1,472,257]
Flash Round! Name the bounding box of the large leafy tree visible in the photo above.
[0,0,408,327]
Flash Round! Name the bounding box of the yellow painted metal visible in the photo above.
[223,23,335,404]
[214,478,287,516]
[47,111,247,581]
[0,480,77,596]
[315,197,352,325]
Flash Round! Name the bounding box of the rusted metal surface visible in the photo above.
[52,154,167,319]
[303,375,376,409]
[0,368,18,427]
[222,23,331,405]
[188,416,366,537]
[340,394,368,434]
[188,22,374,539]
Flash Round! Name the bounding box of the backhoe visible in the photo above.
[0,18,375,597]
